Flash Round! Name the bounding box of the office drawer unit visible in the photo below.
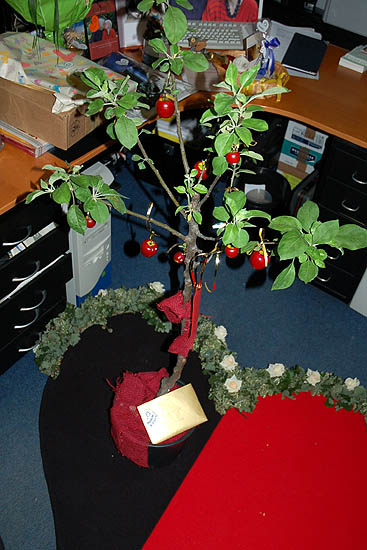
[313,137,367,302]
[0,198,72,375]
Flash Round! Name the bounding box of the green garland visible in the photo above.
[34,284,367,425]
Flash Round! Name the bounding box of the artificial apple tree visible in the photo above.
[26,0,367,395]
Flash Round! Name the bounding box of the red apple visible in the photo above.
[194,160,209,180]
[225,245,239,258]
[141,239,158,258]
[250,250,270,270]
[155,96,175,118]
[173,251,185,264]
[226,151,241,165]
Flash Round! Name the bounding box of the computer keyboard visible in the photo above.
[178,20,245,50]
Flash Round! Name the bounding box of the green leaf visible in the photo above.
[224,190,246,216]
[298,260,318,283]
[193,184,207,194]
[106,191,127,215]
[86,98,104,116]
[213,93,234,115]
[239,64,259,89]
[181,50,209,72]
[333,224,367,250]
[211,155,227,176]
[83,67,108,87]
[214,133,234,156]
[137,0,154,13]
[175,0,193,9]
[213,206,230,222]
[25,190,45,203]
[104,107,115,120]
[297,200,320,232]
[106,122,116,140]
[88,200,110,224]
[277,231,309,260]
[223,225,249,248]
[245,210,271,221]
[70,175,95,188]
[175,205,186,215]
[235,127,252,146]
[269,216,303,233]
[52,182,71,204]
[242,118,268,132]
[74,187,91,202]
[115,116,138,150]
[170,57,184,75]
[174,185,186,194]
[67,205,87,234]
[149,38,167,53]
[312,220,339,245]
[272,262,296,290]
[163,7,187,44]
[225,62,238,88]
[193,211,202,225]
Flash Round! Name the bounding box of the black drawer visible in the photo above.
[322,138,367,193]
[0,253,72,348]
[318,205,367,277]
[317,177,367,226]
[0,226,69,300]
[0,299,67,376]
[0,196,64,256]
[312,264,360,303]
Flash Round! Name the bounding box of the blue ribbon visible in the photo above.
[258,36,280,78]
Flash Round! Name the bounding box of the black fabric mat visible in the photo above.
[39,314,221,550]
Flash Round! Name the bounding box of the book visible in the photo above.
[0,120,53,157]
[339,45,367,73]
[339,56,367,74]
[281,32,328,76]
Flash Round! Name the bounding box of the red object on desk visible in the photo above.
[144,393,367,549]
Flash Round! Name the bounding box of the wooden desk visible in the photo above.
[181,44,367,149]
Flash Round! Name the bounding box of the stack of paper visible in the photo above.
[0,119,53,157]
[339,45,367,73]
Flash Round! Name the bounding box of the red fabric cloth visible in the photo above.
[110,368,169,468]
[202,0,258,22]
[144,393,367,549]
[157,289,202,357]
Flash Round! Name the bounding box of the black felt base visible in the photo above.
[39,314,221,550]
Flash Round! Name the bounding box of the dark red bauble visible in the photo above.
[155,97,175,118]
[225,245,239,259]
[226,151,241,165]
[250,250,270,270]
[141,239,158,258]
[173,251,185,264]
[194,160,209,180]
[85,215,96,228]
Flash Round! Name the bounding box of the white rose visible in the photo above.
[266,363,286,378]
[220,354,238,372]
[224,375,242,393]
[344,377,360,391]
[306,368,321,386]
[214,325,227,343]
[149,281,165,294]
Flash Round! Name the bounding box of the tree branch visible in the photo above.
[125,209,186,242]
[199,174,221,208]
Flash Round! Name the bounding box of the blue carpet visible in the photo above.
[1,158,366,549]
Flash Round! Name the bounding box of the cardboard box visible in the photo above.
[0,77,105,150]
[277,121,328,188]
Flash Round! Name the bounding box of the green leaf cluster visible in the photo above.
[270,201,367,290]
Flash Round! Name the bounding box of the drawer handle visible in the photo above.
[2,225,32,246]
[327,251,341,261]
[20,290,47,311]
[14,308,39,329]
[317,274,331,283]
[341,200,360,213]
[12,260,41,282]
[352,171,367,185]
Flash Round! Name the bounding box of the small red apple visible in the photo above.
[226,151,241,165]
[173,251,185,264]
[85,215,96,228]
[155,96,175,118]
[250,250,270,270]
[225,245,239,259]
[194,160,209,180]
[141,239,158,258]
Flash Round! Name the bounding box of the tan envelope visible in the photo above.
[137,383,208,444]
